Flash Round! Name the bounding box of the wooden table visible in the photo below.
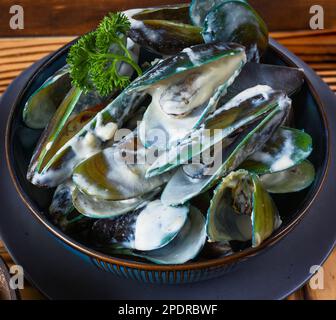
[0,30,336,300]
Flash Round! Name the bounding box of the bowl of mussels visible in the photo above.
[5,1,329,284]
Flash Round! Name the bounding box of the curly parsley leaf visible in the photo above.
[67,12,142,96]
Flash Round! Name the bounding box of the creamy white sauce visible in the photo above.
[182,47,202,66]
[134,200,188,251]
[124,8,160,43]
[220,85,273,111]
[94,113,118,141]
[250,129,295,172]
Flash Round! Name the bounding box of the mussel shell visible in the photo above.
[206,170,281,247]
[91,200,189,252]
[72,187,160,218]
[28,90,147,188]
[23,65,71,129]
[127,42,246,93]
[189,0,248,26]
[161,90,291,205]
[27,86,83,179]
[72,134,172,200]
[146,85,281,178]
[125,4,203,55]
[134,206,206,264]
[137,43,247,150]
[222,62,304,105]
[240,127,313,174]
[202,1,268,61]
[260,160,315,193]
[49,181,75,216]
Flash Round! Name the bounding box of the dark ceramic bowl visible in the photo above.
[4,39,331,284]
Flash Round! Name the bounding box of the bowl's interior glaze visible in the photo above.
[7,45,328,265]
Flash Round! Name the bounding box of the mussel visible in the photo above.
[72,133,172,201]
[147,85,287,178]
[189,0,248,26]
[23,65,71,129]
[206,170,281,247]
[125,4,203,55]
[202,1,268,61]
[92,201,206,264]
[72,187,160,218]
[259,160,315,194]
[91,200,189,251]
[135,42,247,150]
[221,62,304,105]
[240,127,313,174]
[27,87,110,186]
[26,38,142,188]
[161,86,291,206]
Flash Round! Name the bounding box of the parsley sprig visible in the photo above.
[67,12,142,96]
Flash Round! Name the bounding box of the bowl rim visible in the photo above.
[5,39,330,272]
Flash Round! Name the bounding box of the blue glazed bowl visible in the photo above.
[5,39,330,284]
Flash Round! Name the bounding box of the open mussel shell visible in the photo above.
[127,42,246,93]
[147,85,282,178]
[91,200,189,252]
[72,187,160,218]
[189,0,248,26]
[136,43,246,150]
[260,160,315,193]
[125,4,203,55]
[28,89,147,187]
[161,89,291,206]
[134,206,206,264]
[207,170,281,247]
[27,86,82,181]
[27,86,113,186]
[202,1,268,61]
[23,65,71,129]
[240,127,313,174]
[221,62,304,105]
[73,134,172,200]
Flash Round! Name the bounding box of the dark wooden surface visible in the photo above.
[0,0,336,36]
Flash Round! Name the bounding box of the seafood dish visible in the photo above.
[22,1,314,265]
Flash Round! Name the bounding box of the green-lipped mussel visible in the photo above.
[161,85,292,206]
[72,133,172,201]
[92,201,206,264]
[125,4,203,55]
[137,42,247,150]
[23,65,71,129]
[206,170,281,247]
[201,1,268,61]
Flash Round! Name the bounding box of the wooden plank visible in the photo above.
[303,249,336,300]
[322,77,336,84]
[272,29,336,40]
[310,63,336,70]
[287,288,305,300]
[0,0,336,36]
[317,70,336,76]
[285,45,336,55]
